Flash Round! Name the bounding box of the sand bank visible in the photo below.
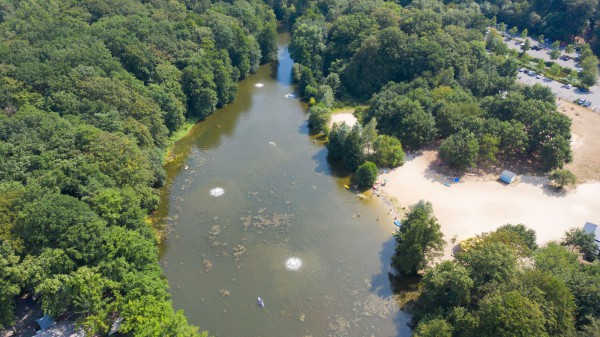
[378,150,600,257]
[330,112,357,128]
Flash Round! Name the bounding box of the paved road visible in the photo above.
[517,72,600,111]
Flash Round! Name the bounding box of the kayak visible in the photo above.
[257,297,264,307]
[344,185,350,189]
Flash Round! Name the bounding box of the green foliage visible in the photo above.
[413,317,453,337]
[549,169,577,188]
[356,161,378,187]
[519,269,576,336]
[362,118,378,154]
[540,135,572,171]
[580,55,599,87]
[496,224,538,251]
[477,291,548,337]
[550,49,560,60]
[439,130,479,171]
[0,241,20,328]
[421,261,474,310]
[0,0,278,334]
[307,106,331,134]
[373,135,405,168]
[290,23,325,76]
[392,201,445,276]
[566,44,574,54]
[578,316,600,337]
[562,228,598,261]
[342,124,365,171]
[521,39,531,53]
[326,122,351,160]
[456,242,518,287]
[365,86,437,148]
[478,134,499,165]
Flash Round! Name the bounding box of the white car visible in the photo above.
[536,74,542,79]
[566,84,572,89]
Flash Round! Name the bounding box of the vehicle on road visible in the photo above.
[566,84,572,89]
[577,98,586,105]
[583,101,592,107]
[518,68,524,72]
[536,74,543,79]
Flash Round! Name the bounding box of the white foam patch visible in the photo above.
[210,187,225,197]
[255,83,264,88]
[285,257,302,271]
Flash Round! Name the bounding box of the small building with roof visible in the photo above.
[499,170,517,184]
[582,222,600,253]
[34,317,84,337]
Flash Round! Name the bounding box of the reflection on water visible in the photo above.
[154,30,411,337]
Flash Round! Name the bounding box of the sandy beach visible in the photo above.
[338,101,600,256]
[330,110,357,127]
[378,151,600,256]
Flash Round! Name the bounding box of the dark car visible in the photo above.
[583,101,592,107]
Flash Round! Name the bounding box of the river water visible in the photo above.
[155,30,410,337]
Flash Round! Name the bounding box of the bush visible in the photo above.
[549,169,577,188]
[356,161,378,187]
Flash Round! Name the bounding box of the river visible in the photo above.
[154,30,410,337]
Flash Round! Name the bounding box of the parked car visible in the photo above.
[536,74,543,79]
[583,101,592,107]
[566,84,572,89]
[518,68,524,72]
[561,55,571,60]
[577,98,586,104]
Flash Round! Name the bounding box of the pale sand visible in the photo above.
[378,151,600,257]
[330,112,357,127]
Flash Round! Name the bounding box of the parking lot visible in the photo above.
[499,32,600,111]
[516,71,599,111]
[505,38,581,69]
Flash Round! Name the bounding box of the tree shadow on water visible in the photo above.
[368,236,417,336]
[311,147,352,179]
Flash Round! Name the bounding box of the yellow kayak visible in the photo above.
[344,185,350,189]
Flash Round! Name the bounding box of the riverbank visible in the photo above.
[163,116,201,163]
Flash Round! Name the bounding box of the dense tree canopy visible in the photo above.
[0,0,277,334]
[402,222,599,337]
[286,0,572,172]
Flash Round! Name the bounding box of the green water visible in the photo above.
[155,30,410,337]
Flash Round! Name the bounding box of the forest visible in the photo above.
[290,0,573,174]
[392,201,600,337]
[0,0,277,335]
[0,0,597,335]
